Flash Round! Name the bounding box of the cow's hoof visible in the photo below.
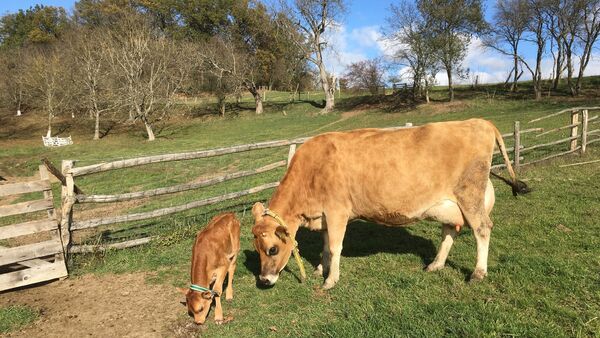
[425,262,444,272]
[215,318,224,325]
[469,268,487,282]
[322,280,336,290]
[314,265,323,277]
[225,295,233,301]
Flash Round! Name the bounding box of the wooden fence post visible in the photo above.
[581,109,589,153]
[60,160,75,263]
[570,110,579,151]
[39,164,68,278]
[514,121,521,172]
[287,144,297,168]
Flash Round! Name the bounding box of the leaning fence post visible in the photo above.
[570,110,580,151]
[581,109,589,154]
[287,144,297,168]
[513,121,521,172]
[60,160,75,264]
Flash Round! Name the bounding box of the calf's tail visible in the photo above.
[492,124,531,196]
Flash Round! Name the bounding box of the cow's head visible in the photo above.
[178,288,216,325]
[251,202,294,286]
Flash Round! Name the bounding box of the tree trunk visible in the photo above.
[94,111,100,140]
[47,111,52,137]
[316,44,334,113]
[552,41,563,90]
[447,68,454,102]
[511,53,519,92]
[251,90,263,115]
[142,117,155,141]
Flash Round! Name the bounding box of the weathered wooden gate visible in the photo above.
[0,165,68,292]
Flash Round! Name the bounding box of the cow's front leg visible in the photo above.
[315,232,330,277]
[426,223,458,272]
[225,256,237,301]
[322,213,348,290]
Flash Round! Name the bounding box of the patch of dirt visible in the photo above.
[0,272,185,337]
[416,100,470,115]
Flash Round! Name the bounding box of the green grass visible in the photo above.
[2,80,600,337]
[0,305,38,334]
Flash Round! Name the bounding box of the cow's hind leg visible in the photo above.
[322,212,349,290]
[423,200,464,272]
[315,232,330,277]
[455,160,493,282]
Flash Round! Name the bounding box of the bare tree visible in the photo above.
[342,59,385,95]
[199,36,265,115]
[0,49,25,116]
[106,14,192,141]
[23,45,71,137]
[575,0,600,95]
[484,0,530,92]
[70,27,118,140]
[519,0,547,100]
[280,0,346,113]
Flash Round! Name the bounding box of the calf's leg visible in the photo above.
[426,224,458,272]
[212,267,228,323]
[225,256,237,301]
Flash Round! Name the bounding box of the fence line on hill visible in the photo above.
[52,110,599,258]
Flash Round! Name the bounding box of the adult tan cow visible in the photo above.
[251,119,529,289]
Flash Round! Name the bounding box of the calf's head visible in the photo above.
[179,288,216,325]
[251,202,294,286]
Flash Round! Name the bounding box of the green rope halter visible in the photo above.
[189,284,218,296]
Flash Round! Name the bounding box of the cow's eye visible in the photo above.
[268,246,278,256]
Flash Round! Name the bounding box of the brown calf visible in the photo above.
[180,213,240,324]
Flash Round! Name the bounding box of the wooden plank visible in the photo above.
[0,261,67,292]
[491,157,523,170]
[0,180,51,197]
[493,145,522,156]
[528,107,600,123]
[76,160,286,203]
[0,240,63,266]
[0,199,53,218]
[570,111,579,151]
[513,121,521,171]
[520,135,579,153]
[70,237,154,253]
[500,127,543,138]
[287,144,297,168]
[587,137,600,145]
[0,219,58,240]
[69,140,296,177]
[559,159,600,168]
[72,181,280,230]
[535,122,584,138]
[42,158,84,194]
[521,147,581,167]
[582,110,589,153]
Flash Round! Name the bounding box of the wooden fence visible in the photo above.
[0,165,68,292]
[55,110,599,259]
[489,107,599,171]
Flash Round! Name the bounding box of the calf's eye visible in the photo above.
[268,246,278,256]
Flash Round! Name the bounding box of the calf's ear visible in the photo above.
[176,287,189,296]
[275,225,289,242]
[252,202,265,221]
[201,291,213,300]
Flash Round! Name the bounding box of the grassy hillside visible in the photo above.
[1,81,600,336]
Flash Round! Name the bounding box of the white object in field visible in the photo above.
[405,122,413,127]
[16,110,21,116]
[42,135,73,147]
[71,112,75,118]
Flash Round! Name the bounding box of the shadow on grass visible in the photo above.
[243,219,439,283]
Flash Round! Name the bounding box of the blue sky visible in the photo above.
[2,0,598,84]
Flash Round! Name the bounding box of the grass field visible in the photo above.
[1,82,600,337]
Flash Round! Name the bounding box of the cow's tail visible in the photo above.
[492,124,531,196]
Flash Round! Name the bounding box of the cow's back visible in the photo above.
[278,119,497,223]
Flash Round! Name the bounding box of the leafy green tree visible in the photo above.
[0,5,70,49]
[418,0,486,101]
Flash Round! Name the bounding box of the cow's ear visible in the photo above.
[176,287,189,296]
[252,202,265,221]
[275,225,289,242]
[201,291,213,300]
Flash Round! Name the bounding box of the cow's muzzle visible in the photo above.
[259,274,279,286]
